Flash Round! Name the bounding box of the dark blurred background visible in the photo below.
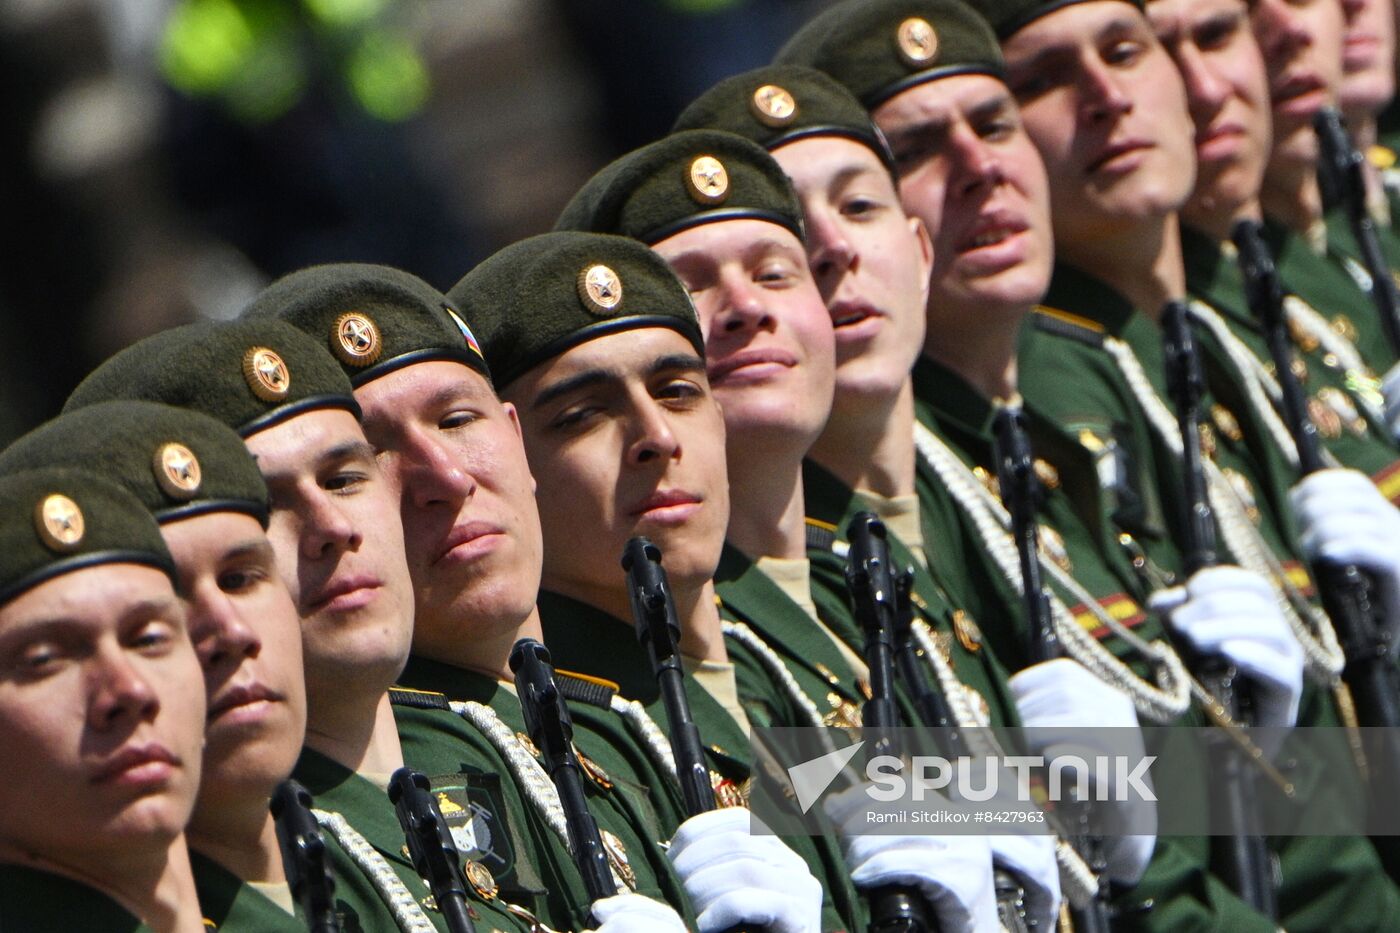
[0,0,826,445]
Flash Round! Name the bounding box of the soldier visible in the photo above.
[0,467,207,931]
[63,318,680,931]
[245,261,800,932]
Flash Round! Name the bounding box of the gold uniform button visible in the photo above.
[1210,403,1244,442]
[154,442,202,500]
[750,84,797,127]
[242,346,291,402]
[331,311,382,368]
[36,493,84,552]
[687,155,730,205]
[895,17,939,66]
[577,264,624,315]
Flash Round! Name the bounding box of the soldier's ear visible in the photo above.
[909,215,934,302]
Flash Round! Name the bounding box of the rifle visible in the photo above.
[845,513,934,933]
[621,537,718,816]
[888,557,1031,932]
[1315,106,1400,356]
[989,405,1113,933]
[388,768,478,933]
[509,638,618,909]
[1159,299,1277,916]
[1233,219,1400,736]
[270,779,342,933]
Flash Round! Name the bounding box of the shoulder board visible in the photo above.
[805,517,838,553]
[388,686,451,710]
[1031,305,1105,347]
[554,669,618,709]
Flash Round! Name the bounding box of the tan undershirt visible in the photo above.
[250,880,296,916]
[682,656,751,737]
[756,555,870,681]
[856,489,930,569]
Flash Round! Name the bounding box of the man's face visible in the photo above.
[1003,1,1198,243]
[161,512,306,802]
[508,328,730,598]
[652,219,835,458]
[771,136,933,400]
[0,565,205,863]
[1340,0,1396,116]
[243,409,415,700]
[1250,0,1344,170]
[873,75,1054,320]
[356,362,542,652]
[1149,0,1274,226]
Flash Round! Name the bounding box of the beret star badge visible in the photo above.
[896,17,939,67]
[578,264,624,315]
[331,312,382,368]
[750,84,797,127]
[687,155,730,205]
[242,347,291,402]
[154,442,202,500]
[36,493,84,552]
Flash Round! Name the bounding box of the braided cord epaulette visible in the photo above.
[1282,295,1385,421]
[1100,328,1345,683]
[449,700,626,894]
[913,420,1191,722]
[312,810,438,933]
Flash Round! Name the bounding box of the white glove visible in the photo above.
[589,893,689,932]
[826,783,1000,932]
[1291,466,1400,641]
[1148,565,1305,738]
[1010,658,1156,885]
[667,806,823,933]
[988,833,1062,931]
[1382,361,1400,442]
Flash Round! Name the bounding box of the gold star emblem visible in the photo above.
[750,84,797,127]
[577,264,624,315]
[331,312,382,368]
[36,493,84,552]
[687,155,730,205]
[242,347,290,402]
[153,442,202,500]
[896,17,939,67]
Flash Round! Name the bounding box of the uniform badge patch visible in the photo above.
[895,17,938,66]
[154,442,202,500]
[750,84,797,127]
[331,312,382,368]
[577,264,624,315]
[36,493,84,552]
[242,347,290,402]
[687,155,730,205]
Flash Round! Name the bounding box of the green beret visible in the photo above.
[774,0,1003,108]
[672,65,896,174]
[241,263,492,388]
[0,467,175,607]
[976,0,1144,39]
[447,231,705,390]
[0,401,269,527]
[65,318,359,438]
[555,129,805,245]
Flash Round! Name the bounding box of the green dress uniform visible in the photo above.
[391,657,696,932]
[1259,216,1400,376]
[800,457,1021,729]
[1181,225,1400,503]
[1303,209,1400,375]
[535,590,865,933]
[1014,263,1400,931]
[191,851,305,932]
[911,352,1294,931]
[291,748,532,933]
[0,864,150,932]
